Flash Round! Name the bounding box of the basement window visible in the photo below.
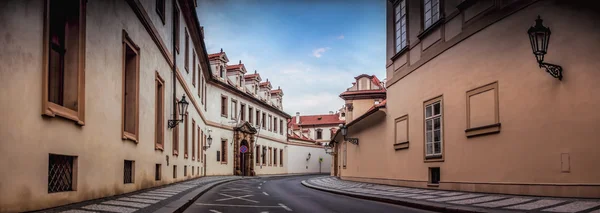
[429,167,440,185]
[155,164,161,181]
[48,154,77,193]
[124,160,134,184]
[173,165,177,179]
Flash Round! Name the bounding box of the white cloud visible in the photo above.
[312,47,330,58]
[337,35,345,40]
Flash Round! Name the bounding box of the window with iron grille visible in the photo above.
[124,160,134,184]
[48,154,75,193]
[173,165,177,179]
[155,164,161,181]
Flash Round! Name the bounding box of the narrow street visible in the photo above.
[183,175,434,213]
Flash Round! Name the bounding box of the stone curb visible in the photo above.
[301,180,520,213]
[153,177,249,213]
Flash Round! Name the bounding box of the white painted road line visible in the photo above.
[195,203,285,208]
[216,193,259,203]
[279,203,292,211]
[263,192,269,196]
[209,210,222,213]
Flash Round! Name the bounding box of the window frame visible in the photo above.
[221,95,228,117]
[155,71,165,151]
[221,138,228,164]
[240,103,246,122]
[394,0,408,54]
[155,0,165,25]
[280,149,283,167]
[42,0,87,125]
[422,0,442,30]
[256,145,260,165]
[268,114,272,131]
[248,106,254,124]
[423,96,444,162]
[192,119,196,160]
[280,120,284,135]
[121,30,140,143]
[184,27,189,72]
[231,99,238,120]
[192,50,196,87]
[316,129,323,140]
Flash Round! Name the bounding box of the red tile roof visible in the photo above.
[244,73,259,79]
[260,81,272,88]
[226,64,244,70]
[339,89,386,96]
[270,89,282,94]
[288,132,316,142]
[208,53,221,59]
[289,114,344,130]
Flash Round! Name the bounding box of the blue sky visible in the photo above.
[197,0,386,115]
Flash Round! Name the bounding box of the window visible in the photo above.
[423,0,440,29]
[221,95,228,117]
[220,66,224,78]
[280,149,283,167]
[156,0,165,25]
[124,160,134,184]
[200,129,204,163]
[184,112,189,158]
[268,115,272,131]
[48,154,76,193]
[184,28,189,72]
[155,164,161,181]
[231,99,238,120]
[395,0,407,53]
[256,145,260,165]
[204,78,207,110]
[216,150,220,161]
[192,166,194,176]
[192,119,196,160]
[173,165,177,178]
[174,5,180,53]
[343,141,347,168]
[262,113,266,129]
[274,148,278,166]
[249,107,254,124]
[424,98,443,159]
[280,120,284,135]
[122,31,140,142]
[256,110,261,127]
[274,117,278,132]
[192,50,196,86]
[269,147,272,166]
[240,104,246,121]
[316,129,323,140]
[221,139,227,164]
[155,72,165,150]
[262,146,267,165]
[198,65,203,101]
[341,113,346,117]
[173,98,180,156]
[184,165,187,176]
[429,167,440,185]
[43,0,86,124]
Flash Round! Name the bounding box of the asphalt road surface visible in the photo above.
[183,174,435,213]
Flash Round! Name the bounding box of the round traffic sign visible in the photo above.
[240,145,248,153]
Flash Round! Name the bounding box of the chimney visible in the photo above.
[296,112,300,124]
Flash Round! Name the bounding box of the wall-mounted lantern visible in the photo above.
[168,95,190,128]
[324,145,335,155]
[527,15,563,80]
[306,152,311,161]
[203,129,213,150]
[338,124,359,145]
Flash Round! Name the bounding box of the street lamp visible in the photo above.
[168,95,189,128]
[338,124,359,145]
[527,15,562,80]
[306,152,311,161]
[203,129,212,150]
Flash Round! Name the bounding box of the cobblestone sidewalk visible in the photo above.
[303,177,600,213]
[38,176,241,213]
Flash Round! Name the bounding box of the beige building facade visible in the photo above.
[0,0,328,212]
[331,0,600,198]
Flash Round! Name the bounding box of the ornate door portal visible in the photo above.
[233,122,257,176]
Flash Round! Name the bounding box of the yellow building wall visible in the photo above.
[339,1,600,198]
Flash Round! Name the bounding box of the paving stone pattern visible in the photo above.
[307,177,600,213]
[40,176,240,213]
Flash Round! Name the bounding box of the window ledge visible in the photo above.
[390,46,409,61]
[44,103,85,125]
[424,155,443,163]
[417,18,445,40]
[466,123,501,138]
[394,141,409,150]
[221,162,228,165]
[155,144,164,151]
[122,132,138,143]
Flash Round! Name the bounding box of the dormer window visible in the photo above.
[219,66,224,78]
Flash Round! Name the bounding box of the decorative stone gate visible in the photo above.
[233,122,257,176]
